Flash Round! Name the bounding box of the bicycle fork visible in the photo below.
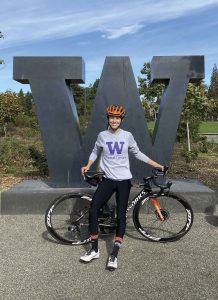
[151,197,165,221]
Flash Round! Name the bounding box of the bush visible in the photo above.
[180,145,198,163]
[14,114,39,130]
[28,146,49,176]
[177,118,201,142]
[197,136,208,153]
[206,140,218,155]
[0,137,30,171]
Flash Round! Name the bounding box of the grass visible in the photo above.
[147,121,155,131]
[199,121,218,133]
[148,121,218,134]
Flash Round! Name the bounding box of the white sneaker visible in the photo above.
[107,255,117,270]
[80,249,100,262]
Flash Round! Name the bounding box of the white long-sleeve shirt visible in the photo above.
[89,129,150,180]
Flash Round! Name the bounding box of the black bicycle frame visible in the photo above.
[126,184,168,213]
[126,187,150,212]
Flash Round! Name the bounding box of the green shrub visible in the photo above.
[180,145,198,163]
[0,137,30,171]
[197,136,208,153]
[14,114,39,130]
[28,146,49,176]
[177,119,201,142]
[206,141,218,155]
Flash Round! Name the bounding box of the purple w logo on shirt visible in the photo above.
[106,142,125,155]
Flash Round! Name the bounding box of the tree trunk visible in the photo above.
[3,123,7,137]
[154,110,157,121]
[186,120,191,152]
[84,89,87,120]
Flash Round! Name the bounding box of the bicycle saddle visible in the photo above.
[83,171,105,186]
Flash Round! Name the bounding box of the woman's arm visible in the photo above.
[128,133,164,170]
[81,134,102,175]
[147,159,164,171]
[128,134,150,162]
[81,160,94,174]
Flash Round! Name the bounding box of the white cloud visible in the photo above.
[101,24,144,39]
[1,0,218,48]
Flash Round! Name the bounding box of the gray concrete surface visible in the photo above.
[0,213,218,300]
[1,179,217,214]
[199,134,218,143]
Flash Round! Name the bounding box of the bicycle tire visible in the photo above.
[133,192,194,242]
[45,193,92,245]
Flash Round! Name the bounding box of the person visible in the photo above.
[80,104,164,270]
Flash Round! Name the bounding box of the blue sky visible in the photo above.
[1,0,218,92]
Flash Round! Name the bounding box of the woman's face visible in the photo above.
[108,116,122,130]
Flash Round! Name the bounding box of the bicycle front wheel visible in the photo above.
[133,193,194,242]
[45,193,92,245]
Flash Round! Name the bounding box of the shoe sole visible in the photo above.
[107,263,117,271]
[107,266,116,271]
[80,256,100,263]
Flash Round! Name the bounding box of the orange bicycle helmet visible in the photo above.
[106,105,125,118]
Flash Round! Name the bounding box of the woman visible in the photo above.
[80,104,164,270]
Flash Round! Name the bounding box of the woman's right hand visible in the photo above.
[81,166,90,175]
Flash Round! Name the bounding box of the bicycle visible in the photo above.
[45,167,194,245]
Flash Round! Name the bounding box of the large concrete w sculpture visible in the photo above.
[13,56,204,186]
[1,55,217,214]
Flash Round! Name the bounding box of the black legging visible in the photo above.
[89,177,132,238]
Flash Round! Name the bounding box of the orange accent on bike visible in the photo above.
[90,234,99,240]
[115,236,123,243]
[151,198,164,221]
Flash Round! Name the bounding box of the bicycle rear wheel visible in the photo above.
[45,193,92,245]
[133,193,194,242]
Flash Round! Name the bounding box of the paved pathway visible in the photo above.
[0,214,218,300]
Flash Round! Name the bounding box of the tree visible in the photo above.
[177,82,208,151]
[85,79,99,121]
[17,89,33,116]
[71,80,99,134]
[138,62,164,120]
[207,64,218,120]
[208,64,218,99]
[138,60,208,152]
[206,97,218,121]
[0,91,23,137]
[0,31,4,65]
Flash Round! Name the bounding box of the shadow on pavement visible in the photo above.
[41,230,91,255]
[205,215,218,227]
[41,230,64,244]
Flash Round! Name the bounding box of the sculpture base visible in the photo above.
[0,179,217,214]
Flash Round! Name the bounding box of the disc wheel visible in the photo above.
[133,193,194,242]
[45,193,92,245]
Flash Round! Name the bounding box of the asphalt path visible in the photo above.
[0,213,218,300]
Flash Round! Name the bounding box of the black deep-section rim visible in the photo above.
[45,193,92,245]
[133,192,194,242]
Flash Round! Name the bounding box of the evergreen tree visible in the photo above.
[86,79,99,121]
[17,89,25,110]
[70,80,99,134]
[207,64,218,120]
[208,64,218,100]
[25,91,33,116]
[17,89,33,116]
[0,31,4,65]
